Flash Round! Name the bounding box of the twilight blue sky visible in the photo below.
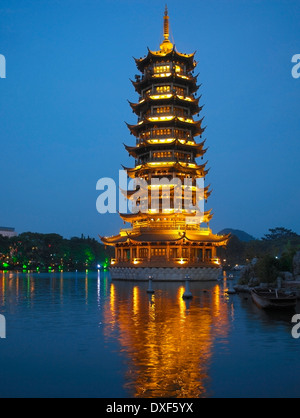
[0,0,299,239]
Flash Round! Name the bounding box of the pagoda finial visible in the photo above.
[160,5,173,53]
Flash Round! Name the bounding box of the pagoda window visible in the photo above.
[182,248,188,257]
[152,128,172,137]
[174,151,191,162]
[197,249,204,261]
[170,248,178,258]
[175,64,183,74]
[205,248,212,260]
[153,106,171,115]
[151,248,167,257]
[174,129,190,139]
[174,107,189,117]
[155,85,171,94]
[174,86,186,96]
[139,248,148,258]
[153,151,173,160]
[154,64,171,74]
[140,131,151,140]
[144,88,152,97]
[174,107,183,117]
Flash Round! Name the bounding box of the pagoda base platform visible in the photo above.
[109,266,221,281]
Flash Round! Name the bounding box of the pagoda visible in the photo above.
[100,7,229,281]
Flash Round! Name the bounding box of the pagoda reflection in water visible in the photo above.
[103,280,230,398]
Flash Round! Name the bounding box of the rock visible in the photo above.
[233,284,250,293]
[280,271,294,281]
[239,264,256,284]
[293,251,300,276]
[249,277,259,287]
[277,277,282,289]
[259,283,270,288]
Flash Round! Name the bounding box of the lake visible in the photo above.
[0,271,299,398]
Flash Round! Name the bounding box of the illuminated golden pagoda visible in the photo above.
[101,7,229,280]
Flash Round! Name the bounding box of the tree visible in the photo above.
[254,255,279,284]
[0,233,112,271]
[262,227,298,241]
[219,235,246,266]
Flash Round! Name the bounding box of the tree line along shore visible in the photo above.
[0,232,114,272]
[0,228,299,278]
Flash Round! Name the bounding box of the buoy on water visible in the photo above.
[147,276,155,294]
[182,275,193,299]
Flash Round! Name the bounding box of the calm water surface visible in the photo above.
[0,271,300,398]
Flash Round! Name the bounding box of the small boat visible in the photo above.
[251,288,297,310]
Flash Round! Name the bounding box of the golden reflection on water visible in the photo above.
[133,286,139,318]
[104,281,230,398]
[16,274,19,300]
[0,272,231,397]
[109,283,116,331]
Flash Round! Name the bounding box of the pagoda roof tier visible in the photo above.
[129,94,203,116]
[119,183,212,201]
[100,230,230,246]
[118,209,213,224]
[134,46,196,72]
[124,138,207,158]
[144,137,207,148]
[131,74,200,95]
[118,211,201,222]
[122,161,209,179]
[183,231,230,245]
[126,117,206,137]
[204,185,212,200]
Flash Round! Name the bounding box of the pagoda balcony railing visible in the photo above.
[138,131,193,142]
[137,69,195,83]
[138,113,191,122]
[138,156,193,165]
[119,225,211,235]
[127,225,210,233]
[138,225,201,232]
[110,257,219,267]
[139,93,196,103]
[141,156,176,163]
[119,228,133,235]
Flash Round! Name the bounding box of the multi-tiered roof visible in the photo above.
[101,8,229,267]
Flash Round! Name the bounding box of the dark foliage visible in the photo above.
[0,232,113,271]
[219,227,300,269]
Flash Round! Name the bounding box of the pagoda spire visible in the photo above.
[160,5,173,53]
